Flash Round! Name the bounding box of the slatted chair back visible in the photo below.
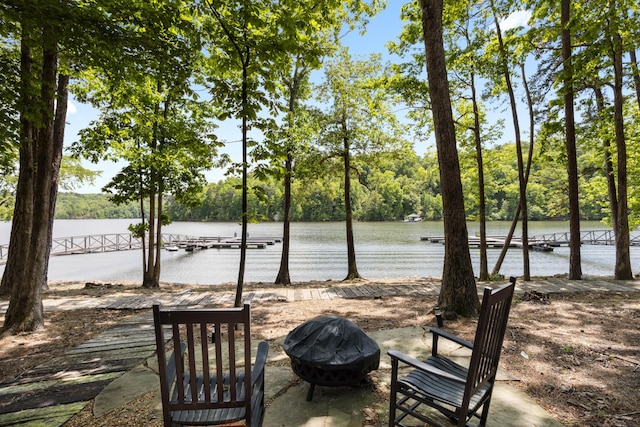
[153,303,254,426]
[461,279,515,412]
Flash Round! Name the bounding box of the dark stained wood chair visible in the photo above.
[153,303,268,427]
[388,277,516,427]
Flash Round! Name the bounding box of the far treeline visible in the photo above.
[55,141,636,223]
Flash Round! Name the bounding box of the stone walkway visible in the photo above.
[0,313,157,426]
[0,277,638,426]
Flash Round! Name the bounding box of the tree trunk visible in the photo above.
[492,4,530,280]
[0,31,35,299]
[143,91,161,289]
[143,187,157,288]
[343,118,360,281]
[138,196,147,273]
[593,87,619,238]
[562,0,582,280]
[48,72,68,286]
[235,64,249,307]
[142,94,171,289]
[470,71,488,281]
[610,21,632,279]
[2,28,66,334]
[629,50,640,108]
[153,192,163,285]
[420,0,478,317]
[276,67,303,286]
[491,203,521,276]
[275,152,292,285]
[520,63,536,279]
[491,66,536,277]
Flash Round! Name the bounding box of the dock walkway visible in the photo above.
[423,229,640,252]
[0,234,282,263]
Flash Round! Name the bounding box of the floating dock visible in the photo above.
[421,230,640,252]
[170,236,282,251]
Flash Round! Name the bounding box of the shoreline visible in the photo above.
[46,273,637,289]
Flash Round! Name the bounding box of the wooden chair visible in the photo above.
[388,277,516,427]
[153,303,268,427]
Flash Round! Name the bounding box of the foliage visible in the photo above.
[161,142,613,223]
[0,37,19,221]
[55,192,140,219]
[0,40,19,173]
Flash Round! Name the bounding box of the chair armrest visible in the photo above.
[430,327,474,349]
[251,341,269,385]
[388,349,466,384]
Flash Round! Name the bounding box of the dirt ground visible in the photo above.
[1,279,640,427]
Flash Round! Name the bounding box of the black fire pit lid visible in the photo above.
[283,316,380,372]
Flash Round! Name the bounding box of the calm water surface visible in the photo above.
[0,219,637,284]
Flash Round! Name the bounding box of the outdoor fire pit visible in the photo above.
[283,316,380,401]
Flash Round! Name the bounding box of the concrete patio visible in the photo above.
[93,325,563,427]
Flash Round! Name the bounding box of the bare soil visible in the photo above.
[1,279,639,426]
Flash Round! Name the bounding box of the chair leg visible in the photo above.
[389,358,399,427]
[478,398,492,426]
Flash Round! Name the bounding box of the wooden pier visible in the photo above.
[0,233,282,264]
[421,229,640,252]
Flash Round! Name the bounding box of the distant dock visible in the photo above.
[0,233,282,264]
[171,236,282,251]
[421,230,640,252]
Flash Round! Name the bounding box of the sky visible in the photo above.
[65,1,530,194]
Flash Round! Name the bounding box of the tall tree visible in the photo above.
[444,1,494,281]
[73,3,218,288]
[491,62,537,277]
[0,1,72,333]
[255,0,383,286]
[390,1,501,283]
[315,50,405,281]
[489,0,531,280]
[259,66,316,285]
[560,0,582,279]
[419,0,479,316]
[204,0,297,305]
[255,10,334,286]
[605,0,632,279]
[270,64,308,285]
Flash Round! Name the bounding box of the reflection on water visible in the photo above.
[0,219,637,284]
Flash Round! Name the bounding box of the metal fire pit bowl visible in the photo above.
[283,316,380,401]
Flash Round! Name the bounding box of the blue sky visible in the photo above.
[65,1,530,193]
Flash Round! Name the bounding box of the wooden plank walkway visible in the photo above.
[73,278,640,309]
[1,278,638,314]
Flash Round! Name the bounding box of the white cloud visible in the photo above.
[67,100,77,114]
[500,10,532,32]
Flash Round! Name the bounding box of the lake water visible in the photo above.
[0,219,638,284]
